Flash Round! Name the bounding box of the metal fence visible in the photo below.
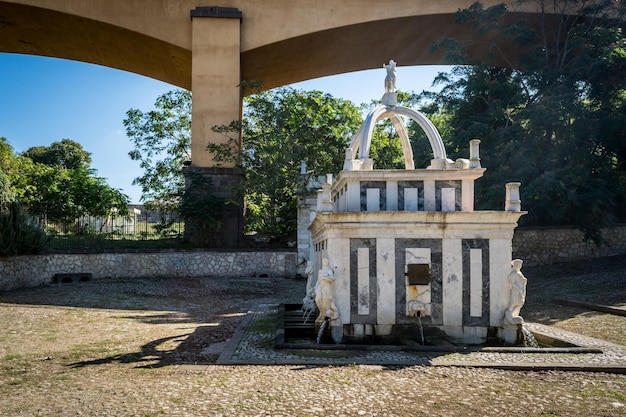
[42,209,185,251]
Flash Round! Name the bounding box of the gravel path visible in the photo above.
[0,256,624,416]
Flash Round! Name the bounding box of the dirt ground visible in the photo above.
[0,255,624,416]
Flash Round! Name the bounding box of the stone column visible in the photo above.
[505,182,522,212]
[469,139,481,169]
[188,7,243,246]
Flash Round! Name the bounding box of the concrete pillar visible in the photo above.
[190,6,242,167]
[188,7,243,247]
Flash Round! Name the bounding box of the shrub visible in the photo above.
[0,203,48,256]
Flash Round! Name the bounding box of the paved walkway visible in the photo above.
[216,304,626,373]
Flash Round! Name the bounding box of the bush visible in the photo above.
[0,203,48,256]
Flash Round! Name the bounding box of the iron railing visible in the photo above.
[42,210,185,251]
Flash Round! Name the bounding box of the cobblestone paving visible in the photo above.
[222,304,626,371]
[0,256,624,416]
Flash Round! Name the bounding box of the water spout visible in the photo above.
[301,301,315,325]
[317,318,329,344]
[417,315,425,345]
[521,326,539,348]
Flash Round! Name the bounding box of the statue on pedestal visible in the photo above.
[504,259,527,325]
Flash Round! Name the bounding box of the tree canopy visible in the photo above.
[0,137,17,209]
[240,88,363,238]
[5,138,129,224]
[417,0,626,241]
[2,137,129,254]
[126,87,362,241]
[22,138,92,170]
[124,89,192,209]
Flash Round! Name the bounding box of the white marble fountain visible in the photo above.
[298,61,528,346]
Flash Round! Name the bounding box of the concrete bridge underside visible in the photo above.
[0,0,547,246]
[1,0,540,90]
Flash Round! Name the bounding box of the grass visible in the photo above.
[580,385,626,401]
[43,217,188,250]
[246,316,276,332]
[65,340,127,361]
[3,353,21,361]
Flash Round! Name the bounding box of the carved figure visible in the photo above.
[504,259,527,325]
[302,261,316,312]
[314,257,339,321]
[383,59,397,93]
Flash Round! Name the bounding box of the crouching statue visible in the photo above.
[315,257,339,322]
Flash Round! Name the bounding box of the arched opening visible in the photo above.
[344,103,448,171]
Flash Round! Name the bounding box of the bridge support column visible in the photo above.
[188,6,243,247]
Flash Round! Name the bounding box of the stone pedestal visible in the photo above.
[183,166,244,247]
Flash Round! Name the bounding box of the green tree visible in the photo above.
[419,0,626,241]
[126,88,363,241]
[239,88,362,239]
[124,89,192,209]
[0,138,47,255]
[15,140,129,224]
[22,138,92,170]
[0,202,48,256]
[0,137,16,209]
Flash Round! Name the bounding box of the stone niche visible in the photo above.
[302,86,525,346]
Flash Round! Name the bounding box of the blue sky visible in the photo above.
[0,53,449,203]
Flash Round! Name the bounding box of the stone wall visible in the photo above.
[513,225,626,266]
[2,225,625,292]
[0,250,297,292]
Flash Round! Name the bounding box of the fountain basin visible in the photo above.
[275,304,602,354]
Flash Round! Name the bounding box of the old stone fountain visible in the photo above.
[297,60,530,347]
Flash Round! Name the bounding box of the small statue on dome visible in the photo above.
[384,59,397,93]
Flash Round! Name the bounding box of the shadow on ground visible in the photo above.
[524,255,626,323]
[1,255,624,368]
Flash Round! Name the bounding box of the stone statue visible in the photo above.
[302,261,316,313]
[504,259,527,325]
[384,59,397,93]
[314,257,339,321]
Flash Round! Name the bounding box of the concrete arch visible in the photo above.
[348,104,446,170]
[0,1,556,90]
[0,2,191,88]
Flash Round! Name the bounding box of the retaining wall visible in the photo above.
[0,250,297,292]
[513,225,626,265]
[2,225,625,292]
